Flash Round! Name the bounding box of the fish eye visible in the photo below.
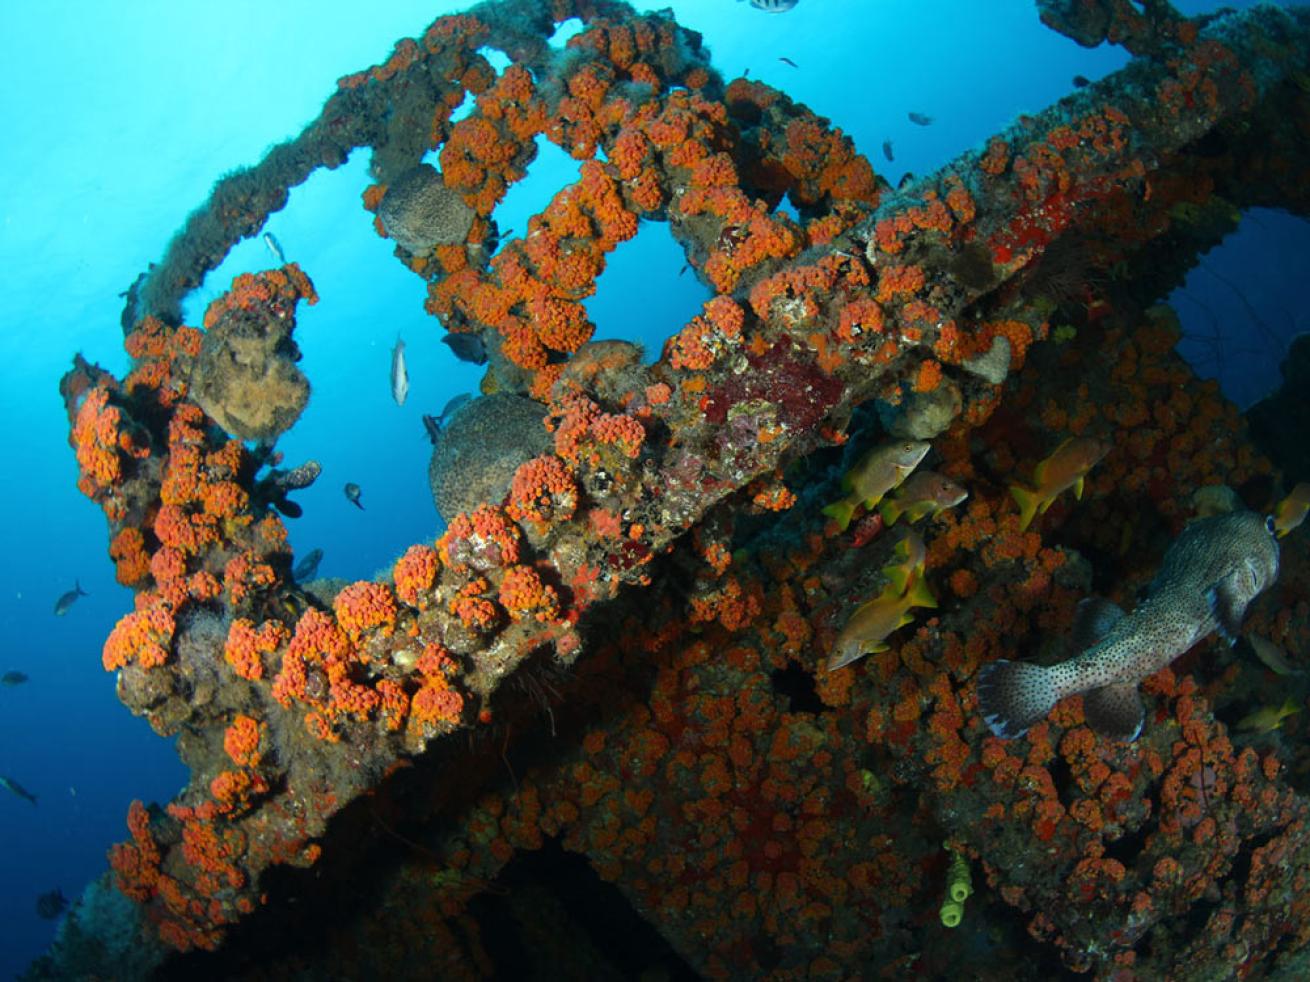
[1266,515,1277,535]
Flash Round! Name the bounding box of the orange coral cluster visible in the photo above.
[123,315,203,409]
[506,454,578,528]
[333,581,399,641]
[271,609,385,736]
[71,384,148,510]
[549,392,645,465]
[102,603,175,671]
[394,544,441,608]
[201,264,318,331]
[223,618,288,681]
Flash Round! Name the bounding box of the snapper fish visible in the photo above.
[1010,436,1111,532]
[1236,697,1299,734]
[977,510,1280,741]
[1245,633,1303,676]
[879,470,967,527]
[391,337,409,406]
[739,0,798,11]
[828,531,936,671]
[1272,482,1310,538]
[822,439,931,532]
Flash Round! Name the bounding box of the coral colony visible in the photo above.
[49,0,1310,976]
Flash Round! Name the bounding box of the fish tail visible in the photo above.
[76,580,87,596]
[878,499,903,527]
[822,499,856,532]
[1009,484,1042,532]
[975,659,1058,739]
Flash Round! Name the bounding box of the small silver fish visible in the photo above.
[344,483,365,510]
[262,232,285,264]
[1,775,37,805]
[739,0,798,10]
[391,338,410,406]
[978,510,1280,741]
[53,581,87,616]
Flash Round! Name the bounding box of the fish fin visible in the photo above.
[862,492,886,512]
[76,580,87,596]
[905,502,934,523]
[975,660,1057,739]
[1073,475,1086,500]
[1067,597,1125,654]
[823,499,855,531]
[1207,574,1249,643]
[1009,484,1041,532]
[883,563,910,595]
[1082,683,1145,742]
[905,574,936,610]
[878,499,903,527]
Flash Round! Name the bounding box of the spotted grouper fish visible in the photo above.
[977,510,1280,741]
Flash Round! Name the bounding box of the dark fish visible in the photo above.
[679,263,689,276]
[292,548,324,581]
[908,112,934,126]
[1,670,28,686]
[344,483,364,510]
[1,775,37,805]
[440,393,472,421]
[779,56,798,68]
[1072,74,1090,88]
[36,888,67,920]
[442,333,488,365]
[423,393,474,446]
[978,511,1280,741]
[882,139,894,162]
[53,581,87,616]
[740,0,798,10]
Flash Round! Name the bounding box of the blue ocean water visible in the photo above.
[0,0,1300,976]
